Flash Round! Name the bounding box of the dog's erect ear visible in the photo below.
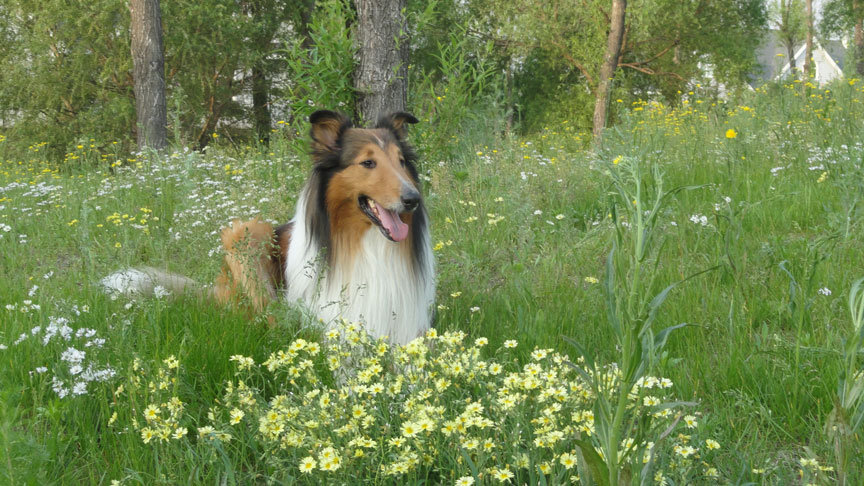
[309,110,352,154]
[376,112,419,140]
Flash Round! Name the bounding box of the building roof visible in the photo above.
[749,30,846,87]
[822,39,845,71]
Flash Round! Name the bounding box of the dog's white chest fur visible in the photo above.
[283,192,435,344]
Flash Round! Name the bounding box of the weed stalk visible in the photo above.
[827,277,864,485]
[570,152,702,485]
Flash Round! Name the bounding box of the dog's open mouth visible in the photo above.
[359,196,409,242]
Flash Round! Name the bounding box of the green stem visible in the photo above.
[628,163,644,326]
[608,351,634,486]
[792,296,804,426]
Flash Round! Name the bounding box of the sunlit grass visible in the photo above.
[2,79,864,483]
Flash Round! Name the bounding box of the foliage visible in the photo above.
[466,0,767,129]
[277,0,356,144]
[821,0,863,35]
[821,0,864,78]
[511,50,597,133]
[410,24,507,161]
[0,0,135,157]
[0,0,306,157]
[0,0,775,157]
[769,0,808,73]
[160,0,305,149]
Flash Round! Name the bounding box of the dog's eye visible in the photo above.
[360,159,376,169]
[399,158,406,167]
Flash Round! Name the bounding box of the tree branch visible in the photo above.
[624,41,678,67]
[549,39,596,89]
[581,0,610,23]
[617,24,630,65]
[618,63,684,80]
[464,27,596,90]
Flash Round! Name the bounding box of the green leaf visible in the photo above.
[849,276,864,343]
[653,322,690,352]
[652,400,700,411]
[561,335,595,371]
[459,448,480,480]
[640,283,678,337]
[641,266,718,337]
[536,465,548,486]
[573,438,610,486]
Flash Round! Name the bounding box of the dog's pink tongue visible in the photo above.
[378,207,409,242]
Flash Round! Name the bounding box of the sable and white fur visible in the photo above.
[103,110,435,345]
[285,186,434,344]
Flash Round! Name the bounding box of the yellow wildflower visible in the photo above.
[299,456,316,473]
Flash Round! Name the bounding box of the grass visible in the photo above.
[1,78,864,484]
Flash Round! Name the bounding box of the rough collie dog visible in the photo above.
[102,110,435,345]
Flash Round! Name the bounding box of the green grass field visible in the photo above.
[2,79,864,485]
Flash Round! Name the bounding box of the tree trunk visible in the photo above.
[592,0,627,140]
[353,0,408,124]
[855,0,864,76]
[780,0,797,77]
[244,0,276,146]
[505,59,514,134]
[252,66,271,145]
[786,40,797,74]
[298,1,316,50]
[130,0,167,151]
[195,95,223,151]
[804,0,813,79]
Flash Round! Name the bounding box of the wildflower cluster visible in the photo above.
[110,356,190,445]
[119,321,720,484]
[102,207,158,235]
[1,303,114,398]
[797,455,835,485]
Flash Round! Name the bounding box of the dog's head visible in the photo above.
[308,110,422,243]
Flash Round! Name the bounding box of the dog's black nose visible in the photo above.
[401,190,421,212]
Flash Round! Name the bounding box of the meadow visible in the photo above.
[2,79,864,485]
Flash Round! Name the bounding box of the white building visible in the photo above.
[749,33,847,87]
